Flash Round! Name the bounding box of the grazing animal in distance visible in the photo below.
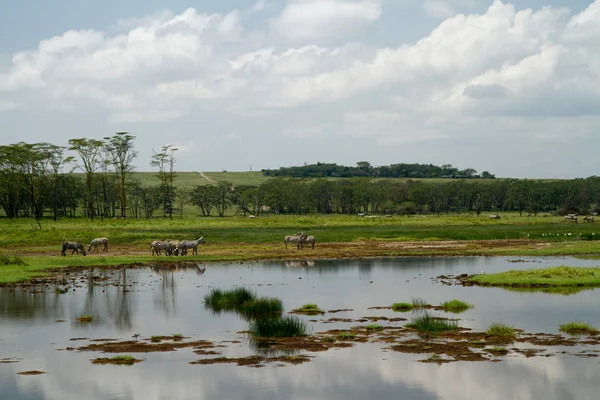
[61,241,87,256]
[150,240,171,256]
[300,235,316,250]
[178,237,206,256]
[88,237,109,252]
[583,216,594,223]
[489,214,501,220]
[284,232,306,250]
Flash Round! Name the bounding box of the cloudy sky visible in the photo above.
[1,0,599,178]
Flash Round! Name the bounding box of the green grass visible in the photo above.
[203,288,256,312]
[486,323,516,341]
[470,266,600,287]
[559,322,599,335]
[0,253,26,266]
[92,355,142,365]
[439,300,473,313]
[391,302,414,312]
[248,316,309,338]
[365,324,384,330]
[292,304,325,314]
[412,298,431,308]
[239,297,284,319]
[408,312,459,332]
[150,336,162,342]
[336,332,357,340]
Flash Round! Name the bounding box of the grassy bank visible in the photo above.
[470,266,600,287]
[2,213,600,284]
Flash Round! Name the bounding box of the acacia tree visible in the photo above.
[150,145,178,219]
[69,138,103,219]
[14,142,52,228]
[104,133,137,218]
[46,145,74,221]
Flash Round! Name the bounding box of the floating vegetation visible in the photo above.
[91,355,142,365]
[391,302,414,312]
[17,371,45,375]
[337,332,357,340]
[559,322,599,336]
[291,303,325,315]
[150,336,162,343]
[365,324,384,330]
[248,316,309,338]
[439,300,473,313]
[76,316,93,322]
[487,347,509,355]
[408,312,459,332]
[486,323,517,342]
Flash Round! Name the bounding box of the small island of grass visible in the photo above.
[559,322,599,336]
[469,266,600,288]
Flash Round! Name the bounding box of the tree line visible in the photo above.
[261,161,496,179]
[1,137,600,222]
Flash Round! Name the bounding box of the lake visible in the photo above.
[1,256,600,400]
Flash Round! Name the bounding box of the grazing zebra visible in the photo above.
[166,240,181,256]
[150,240,171,256]
[584,216,595,223]
[489,214,501,220]
[300,235,316,250]
[284,232,306,250]
[88,237,109,252]
[564,214,578,223]
[178,237,206,256]
[61,241,87,256]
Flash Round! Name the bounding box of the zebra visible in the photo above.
[88,237,109,252]
[61,241,87,256]
[177,237,206,256]
[165,240,181,256]
[150,240,172,256]
[299,235,316,250]
[284,232,306,250]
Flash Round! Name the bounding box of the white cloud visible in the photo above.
[2,1,600,177]
[270,0,382,41]
[423,0,476,19]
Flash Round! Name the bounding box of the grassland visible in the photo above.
[2,212,600,284]
[470,266,600,287]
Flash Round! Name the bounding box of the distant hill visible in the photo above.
[261,162,496,179]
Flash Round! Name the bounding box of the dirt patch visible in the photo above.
[76,339,219,353]
[0,357,21,364]
[91,357,143,365]
[18,371,45,375]
[190,354,313,367]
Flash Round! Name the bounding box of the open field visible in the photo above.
[2,212,600,283]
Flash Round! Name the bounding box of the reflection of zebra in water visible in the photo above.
[61,241,87,256]
[178,237,206,256]
[88,237,109,252]
[284,232,305,249]
[150,240,173,256]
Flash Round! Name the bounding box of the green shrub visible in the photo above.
[248,316,308,338]
[409,312,459,332]
[439,300,473,313]
[486,323,516,341]
[391,302,413,312]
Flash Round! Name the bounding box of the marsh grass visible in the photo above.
[239,297,284,319]
[412,298,431,308]
[150,336,162,342]
[365,324,384,330]
[471,266,600,287]
[408,312,459,332]
[92,355,142,365]
[559,322,599,335]
[391,302,414,312]
[292,303,325,315]
[248,316,308,338]
[203,288,256,312]
[337,332,357,340]
[439,299,473,313]
[486,323,516,341]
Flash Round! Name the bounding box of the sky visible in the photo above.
[1,0,599,178]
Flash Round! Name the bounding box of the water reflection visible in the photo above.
[2,256,600,400]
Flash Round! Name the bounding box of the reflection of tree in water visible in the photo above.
[0,285,66,320]
[113,268,133,331]
[150,262,206,316]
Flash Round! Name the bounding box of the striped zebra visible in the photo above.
[284,232,305,250]
[88,237,109,252]
[178,237,206,256]
[166,240,181,256]
[61,241,87,256]
[300,235,316,250]
[150,240,173,256]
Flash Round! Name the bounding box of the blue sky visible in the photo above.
[1,0,600,178]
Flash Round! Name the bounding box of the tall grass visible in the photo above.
[239,297,284,319]
[486,323,516,341]
[0,253,26,266]
[248,316,308,338]
[391,302,414,312]
[559,321,599,335]
[203,288,255,312]
[409,312,459,332]
[412,298,430,308]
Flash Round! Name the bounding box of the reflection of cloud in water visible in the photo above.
[9,340,600,400]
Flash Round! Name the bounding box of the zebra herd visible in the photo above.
[60,233,317,256]
[150,237,206,256]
